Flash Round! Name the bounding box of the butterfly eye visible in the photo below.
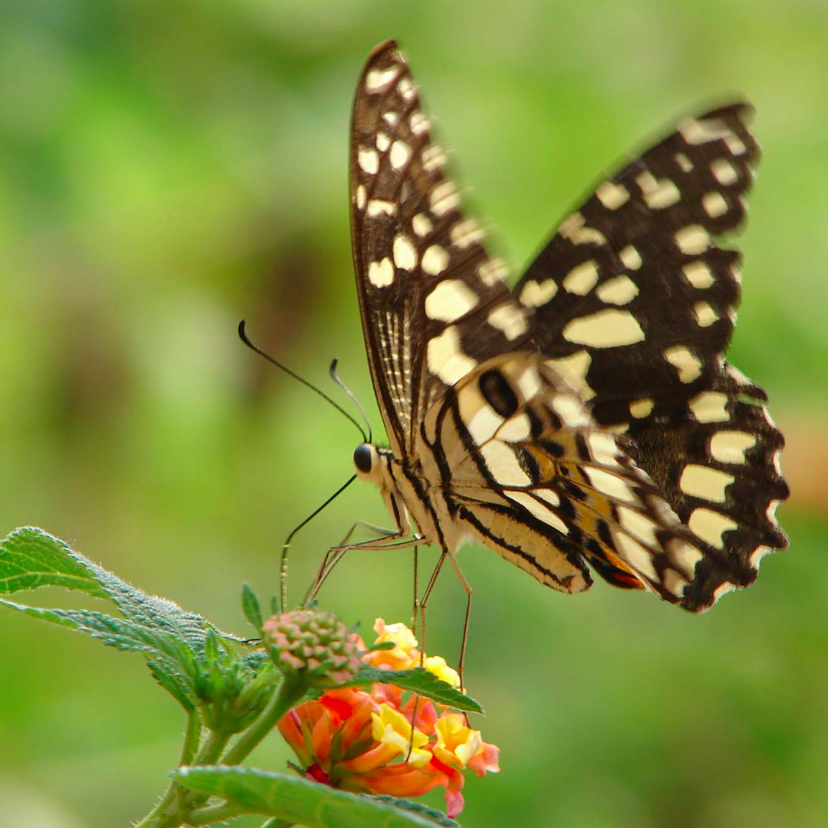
[353,443,374,474]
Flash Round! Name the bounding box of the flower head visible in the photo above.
[277,619,499,818]
[263,609,363,686]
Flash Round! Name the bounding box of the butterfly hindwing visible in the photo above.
[420,353,710,604]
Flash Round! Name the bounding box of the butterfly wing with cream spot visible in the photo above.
[421,353,708,604]
[511,105,788,609]
[350,40,529,456]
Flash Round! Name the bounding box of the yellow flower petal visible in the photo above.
[435,714,482,768]
[423,655,460,688]
[371,704,432,768]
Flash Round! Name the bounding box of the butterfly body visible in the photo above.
[347,40,788,613]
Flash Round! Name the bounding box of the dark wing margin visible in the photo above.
[511,103,788,610]
[349,41,530,456]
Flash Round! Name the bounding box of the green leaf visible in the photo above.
[368,797,459,828]
[346,667,483,714]
[0,528,247,709]
[0,526,110,599]
[242,583,264,631]
[176,766,453,828]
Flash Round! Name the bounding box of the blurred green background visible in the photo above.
[2,0,827,826]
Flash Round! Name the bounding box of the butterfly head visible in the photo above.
[353,442,384,484]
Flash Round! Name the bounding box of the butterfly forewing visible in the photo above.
[350,41,530,456]
[347,41,788,614]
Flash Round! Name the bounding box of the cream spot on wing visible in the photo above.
[689,391,729,423]
[450,218,485,248]
[682,261,715,288]
[422,245,450,276]
[422,144,447,171]
[430,181,460,216]
[358,147,379,175]
[468,404,504,445]
[545,350,593,399]
[536,490,561,509]
[694,301,719,327]
[409,111,429,135]
[678,117,732,144]
[563,309,645,348]
[367,199,397,217]
[596,275,638,305]
[393,234,418,271]
[478,259,508,286]
[679,465,735,503]
[613,532,658,581]
[725,134,746,155]
[731,263,742,284]
[426,326,477,386]
[588,431,621,467]
[675,225,710,254]
[713,582,737,601]
[376,132,391,152]
[709,431,756,463]
[664,345,702,383]
[639,174,681,209]
[619,245,642,270]
[397,76,416,101]
[517,365,542,400]
[584,467,637,504]
[488,304,528,340]
[559,211,607,245]
[668,539,703,574]
[711,158,738,185]
[550,395,590,428]
[675,153,693,172]
[664,569,688,598]
[766,499,781,523]
[368,258,394,287]
[424,279,478,322]
[596,181,630,210]
[520,279,558,307]
[688,508,737,548]
[629,397,654,418]
[563,260,599,295]
[413,213,433,237]
[703,191,728,218]
[390,140,412,170]
[506,491,569,534]
[480,442,532,486]
[498,413,532,442]
[356,185,366,210]
[618,506,660,546]
[750,545,772,567]
[365,67,399,93]
[382,111,399,126]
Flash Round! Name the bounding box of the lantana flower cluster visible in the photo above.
[276,619,499,818]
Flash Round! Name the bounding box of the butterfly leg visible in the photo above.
[303,521,424,606]
[416,549,473,692]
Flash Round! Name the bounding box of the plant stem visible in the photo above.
[221,673,305,765]
[184,801,245,826]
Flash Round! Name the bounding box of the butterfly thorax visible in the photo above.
[353,440,467,551]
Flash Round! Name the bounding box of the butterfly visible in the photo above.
[343,39,788,613]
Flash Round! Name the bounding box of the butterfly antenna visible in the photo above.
[238,320,367,442]
[329,358,373,444]
[279,474,357,610]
